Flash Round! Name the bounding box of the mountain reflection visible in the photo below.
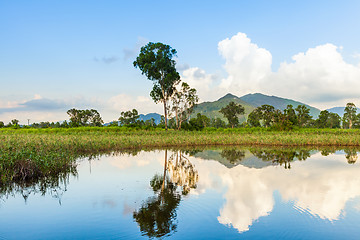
[250,149,311,169]
[220,149,245,164]
[133,150,198,238]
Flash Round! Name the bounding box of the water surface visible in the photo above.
[1,147,360,239]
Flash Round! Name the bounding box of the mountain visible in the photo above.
[138,113,162,124]
[240,93,321,117]
[191,93,255,122]
[327,107,360,116]
[191,92,322,123]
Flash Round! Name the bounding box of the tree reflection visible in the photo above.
[133,150,198,238]
[344,149,358,164]
[220,149,245,165]
[250,149,310,169]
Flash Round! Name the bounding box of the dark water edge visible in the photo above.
[1,146,360,239]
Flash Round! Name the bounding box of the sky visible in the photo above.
[1,0,360,124]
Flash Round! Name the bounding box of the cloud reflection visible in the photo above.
[190,151,360,232]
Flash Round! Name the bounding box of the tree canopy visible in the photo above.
[119,109,140,126]
[67,108,103,127]
[219,101,245,128]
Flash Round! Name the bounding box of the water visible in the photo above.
[1,147,360,239]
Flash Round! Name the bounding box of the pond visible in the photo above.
[1,147,360,239]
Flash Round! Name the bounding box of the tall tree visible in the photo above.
[134,42,181,130]
[343,102,357,129]
[219,101,245,128]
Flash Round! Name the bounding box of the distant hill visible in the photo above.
[240,93,321,117]
[191,92,321,123]
[138,113,162,124]
[327,107,360,116]
[191,93,255,123]
[327,107,345,116]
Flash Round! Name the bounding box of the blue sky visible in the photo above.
[1,0,360,123]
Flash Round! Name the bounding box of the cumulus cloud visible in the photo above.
[0,95,68,113]
[213,32,360,108]
[218,32,272,94]
[182,32,360,108]
[269,44,360,104]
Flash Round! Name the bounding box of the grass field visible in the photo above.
[1,127,360,186]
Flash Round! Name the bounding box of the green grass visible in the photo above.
[1,127,360,186]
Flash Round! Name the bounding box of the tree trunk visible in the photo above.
[175,108,179,130]
[163,100,168,130]
[161,84,168,131]
[178,119,182,130]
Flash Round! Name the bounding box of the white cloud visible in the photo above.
[270,44,360,105]
[189,32,360,109]
[218,32,272,95]
[0,92,163,123]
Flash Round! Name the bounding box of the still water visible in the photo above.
[1,147,360,239]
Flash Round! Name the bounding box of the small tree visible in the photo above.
[119,109,140,126]
[295,105,312,127]
[0,121,4,128]
[258,105,276,127]
[134,42,180,130]
[171,82,199,130]
[11,119,20,126]
[220,101,245,128]
[210,117,226,128]
[247,109,261,127]
[328,112,341,128]
[283,105,298,126]
[67,108,104,127]
[316,110,330,128]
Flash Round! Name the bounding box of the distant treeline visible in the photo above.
[0,102,358,130]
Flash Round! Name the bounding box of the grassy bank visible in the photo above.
[1,127,360,186]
